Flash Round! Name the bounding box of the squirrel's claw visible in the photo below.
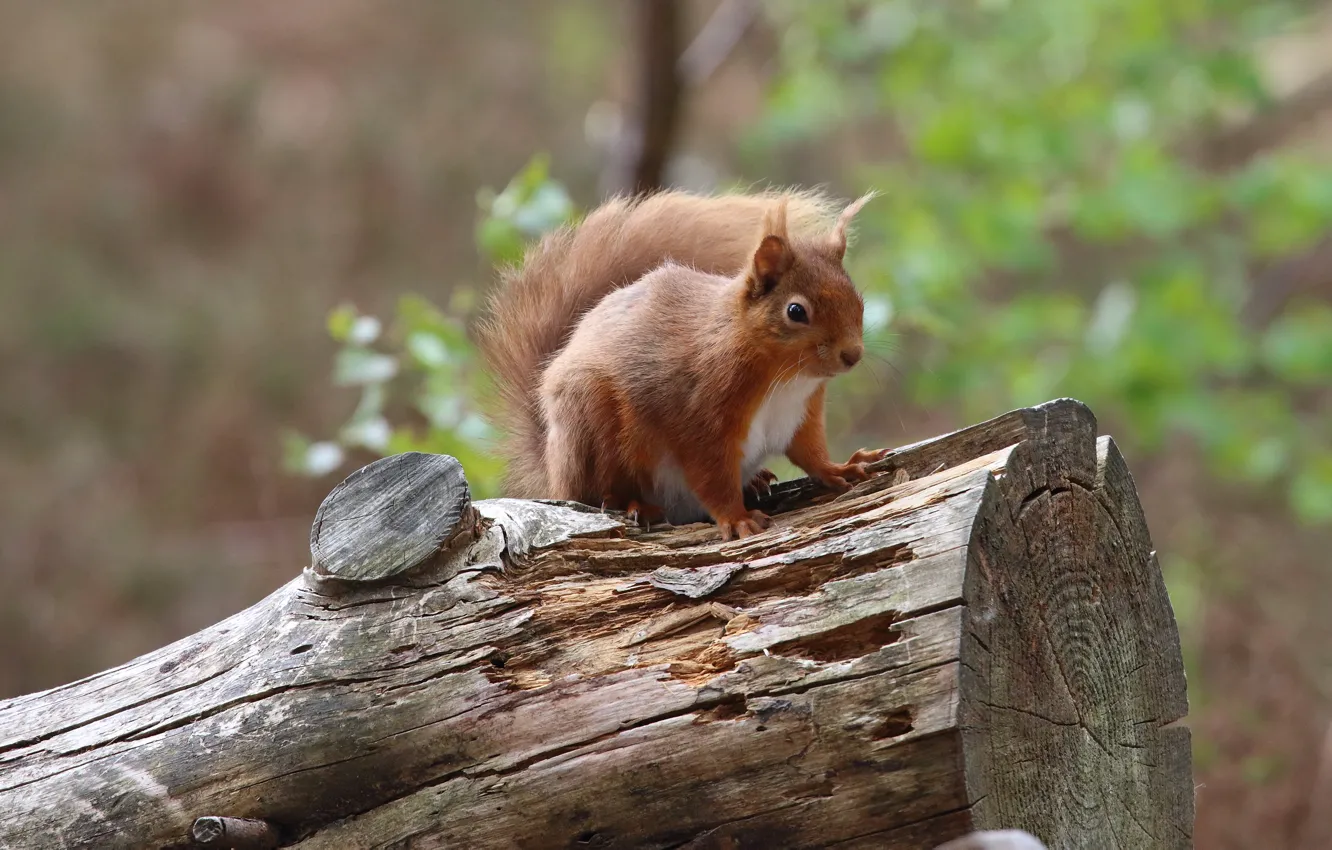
[625,499,666,529]
[717,510,772,542]
[601,495,666,528]
[744,468,779,499]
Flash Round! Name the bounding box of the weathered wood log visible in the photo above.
[0,399,1192,849]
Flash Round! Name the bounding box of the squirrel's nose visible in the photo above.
[840,345,863,369]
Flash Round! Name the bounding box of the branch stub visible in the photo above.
[309,452,471,583]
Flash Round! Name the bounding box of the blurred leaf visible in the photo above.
[512,183,575,235]
[348,315,382,346]
[477,217,524,267]
[406,331,451,369]
[297,161,577,489]
[327,304,357,342]
[349,383,386,423]
[1241,436,1289,484]
[333,348,398,386]
[1291,454,1332,525]
[283,432,345,477]
[341,415,391,452]
[758,0,1331,533]
[397,294,454,337]
[1085,281,1137,355]
[863,296,894,333]
[1260,305,1332,385]
[281,430,313,474]
[418,386,462,429]
[478,154,575,265]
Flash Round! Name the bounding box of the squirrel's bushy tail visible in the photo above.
[476,188,840,497]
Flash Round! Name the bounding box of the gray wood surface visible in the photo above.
[309,451,470,583]
[0,399,1191,849]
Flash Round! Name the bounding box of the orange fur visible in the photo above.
[476,188,883,539]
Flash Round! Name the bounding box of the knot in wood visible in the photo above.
[309,452,471,583]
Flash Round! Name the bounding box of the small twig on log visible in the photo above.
[191,816,280,849]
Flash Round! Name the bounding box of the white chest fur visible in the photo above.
[740,375,823,476]
[649,375,823,524]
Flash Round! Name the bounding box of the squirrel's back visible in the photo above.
[476,188,839,497]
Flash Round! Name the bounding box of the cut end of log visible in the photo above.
[309,451,471,584]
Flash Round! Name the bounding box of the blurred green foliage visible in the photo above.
[297,0,1332,525]
[284,156,574,497]
[761,0,1332,523]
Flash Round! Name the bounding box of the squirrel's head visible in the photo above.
[744,193,875,379]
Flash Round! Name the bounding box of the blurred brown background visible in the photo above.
[3,2,1332,847]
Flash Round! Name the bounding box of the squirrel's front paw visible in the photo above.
[717,509,772,542]
[813,448,891,491]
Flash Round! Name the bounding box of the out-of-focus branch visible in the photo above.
[623,0,683,195]
[1194,69,1332,172]
[1247,233,1332,328]
[608,0,761,196]
[1298,720,1332,850]
[678,0,760,86]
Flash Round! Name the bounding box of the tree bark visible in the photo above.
[0,399,1192,849]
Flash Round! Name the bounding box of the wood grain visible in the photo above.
[309,450,470,583]
[0,399,1192,849]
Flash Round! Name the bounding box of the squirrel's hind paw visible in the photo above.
[717,510,772,542]
[625,499,666,529]
[601,494,667,529]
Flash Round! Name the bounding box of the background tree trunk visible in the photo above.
[0,399,1191,849]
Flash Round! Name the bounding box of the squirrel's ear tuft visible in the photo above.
[749,198,793,297]
[828,191,876,261]
[762,197,790,242]
[750,235,792,297]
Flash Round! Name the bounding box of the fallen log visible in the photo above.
[0,399,1192,849]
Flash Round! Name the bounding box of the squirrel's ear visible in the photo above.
[750,199,792,296]
[828,191,876,261]
[750,235,792,297]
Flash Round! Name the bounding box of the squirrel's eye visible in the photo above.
[786,302,809,324]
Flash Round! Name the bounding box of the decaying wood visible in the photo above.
[0,398,1192,849]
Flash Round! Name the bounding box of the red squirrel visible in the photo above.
[477,189,887,541]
